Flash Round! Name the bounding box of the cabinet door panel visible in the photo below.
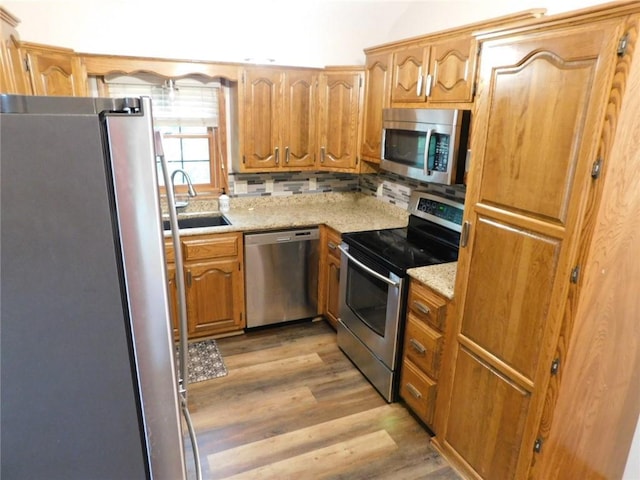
[391,45,429,103]
[325,255,341,328]
[318,72,361,169]
[25,48,86,96]
[445,348,530,480]
[360,52,391,162]
[478,37,604,224]
[243,69,280,169]
[461,217,560,380]
[166,263,179,337]
[428,36,475,103]
[283,71,316,168]
[186,259,243,336]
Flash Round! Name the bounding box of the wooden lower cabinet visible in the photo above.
[399,279,448,431]
[166,232,245,339]
[318,226,342,329]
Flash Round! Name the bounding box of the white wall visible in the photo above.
[3,0,614,67]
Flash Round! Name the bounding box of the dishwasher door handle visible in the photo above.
[339,245,400,288]
[276,236,292,242]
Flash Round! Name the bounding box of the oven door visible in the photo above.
[338,242,404,370]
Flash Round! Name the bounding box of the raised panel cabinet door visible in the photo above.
[439,21,624,480]
[318,71,362,170]
[428,35,476,103]
[185,258,243,337]
[242,68,281,170]
[391,44,430,103]
[360,52,392,162]
[282,70,317,169]
[24,47,87,96]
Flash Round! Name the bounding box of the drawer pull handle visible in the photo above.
[409,338,426,355]
[413,301,430,315]
[328,241,337,250]
[406,383,422,399]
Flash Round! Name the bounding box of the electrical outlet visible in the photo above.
[265,179,274,193]
[376,183,384,197]
[309,177,317,191]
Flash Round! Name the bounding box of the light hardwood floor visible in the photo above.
[185,319,461,479]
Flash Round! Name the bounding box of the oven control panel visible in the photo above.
[408,191,465,232]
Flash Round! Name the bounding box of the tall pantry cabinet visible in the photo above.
[434,3,640,480]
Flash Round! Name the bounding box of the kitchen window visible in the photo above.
[99,74,229,195]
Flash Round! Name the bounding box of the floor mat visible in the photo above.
[176,338,228,384]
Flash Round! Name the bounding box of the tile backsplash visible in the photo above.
[228,169,466,210]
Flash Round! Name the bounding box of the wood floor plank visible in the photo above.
[206,404,393,476]
[185,320,462,479]
[222,430,398,480]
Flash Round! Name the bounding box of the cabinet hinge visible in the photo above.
[23,56,30,72]
[618,33,630,56]
[242,155,246,164]
[591,158,603,179]
[570,265,580,284]
[550,358,560,376]
[533,438,543,454]
[241,72,245,84]
[359,76,363,87]
[186,271,192,287]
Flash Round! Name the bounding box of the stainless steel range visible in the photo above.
[337,191,463,402]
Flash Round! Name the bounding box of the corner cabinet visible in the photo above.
[167,232,245,339]
[318,226,342,329]
[434,6,640,480]
[240,67,318,171]
[317,68,363,171]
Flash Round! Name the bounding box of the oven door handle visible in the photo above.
[339,245,400,288]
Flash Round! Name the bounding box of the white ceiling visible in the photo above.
[4,0,612,67]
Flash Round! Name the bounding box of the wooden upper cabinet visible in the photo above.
[282,70,317,168]
[428,35,476,103]
[391,44,430,103]
[360,51,392,163]
[242,68,281,169]
[0,7,30,95]
[435,17,626,480]
[390,34,476,106]
[22,43,87,96]
[317,69,363,170]
[241,67,317,171]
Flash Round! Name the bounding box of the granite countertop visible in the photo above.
[164,192,456,297]
[163,192,409,236]
[407,262,457,300]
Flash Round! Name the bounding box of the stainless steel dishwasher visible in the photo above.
[245,227,320,328]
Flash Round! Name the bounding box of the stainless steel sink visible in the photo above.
[163,215,231,231]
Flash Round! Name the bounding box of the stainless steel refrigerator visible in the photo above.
[0,95,197,479]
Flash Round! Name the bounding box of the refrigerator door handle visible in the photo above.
[155,131,203,480]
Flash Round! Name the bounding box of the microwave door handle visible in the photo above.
[338,245,400,288]
[424,129,434,176]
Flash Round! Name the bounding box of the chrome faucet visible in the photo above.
[170,169,197,209]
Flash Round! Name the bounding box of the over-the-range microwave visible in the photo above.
[381,108,471,185]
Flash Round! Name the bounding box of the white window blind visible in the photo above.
[104,74,220,128]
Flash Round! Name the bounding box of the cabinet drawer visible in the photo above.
[407,280,447,331]
[403,313,443,379]
[400,358,437,427]
[182,233,240,261]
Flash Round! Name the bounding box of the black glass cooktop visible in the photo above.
[341,215,460,277]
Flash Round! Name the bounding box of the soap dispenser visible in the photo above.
[219,188,230,213]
